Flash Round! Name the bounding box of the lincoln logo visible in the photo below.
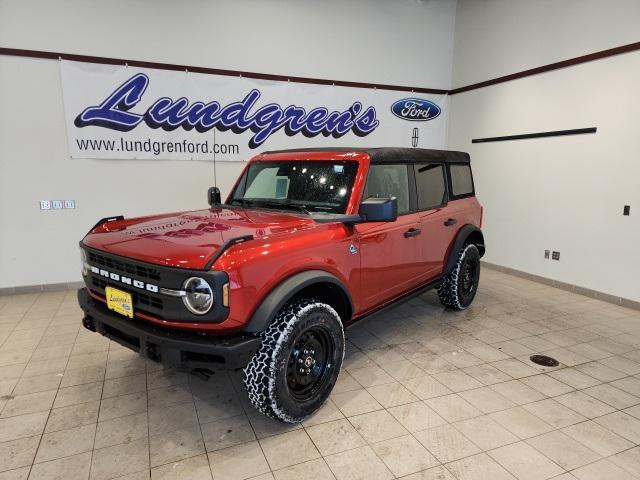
[391,98,441,122]
[90,266,159,293]
[412,128,419,147]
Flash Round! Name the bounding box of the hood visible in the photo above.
[82,207,317,270]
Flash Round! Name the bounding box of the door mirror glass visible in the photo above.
[208,186,222,207]
[359,197,398,222]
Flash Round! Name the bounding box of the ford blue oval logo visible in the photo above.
[391,98,441,122]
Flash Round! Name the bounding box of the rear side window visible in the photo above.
[415,164,446,210]
[363,164,410,214]
[449,164,474,198]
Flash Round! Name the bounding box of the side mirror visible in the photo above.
[208,187,222,207]
[359,197,398,222]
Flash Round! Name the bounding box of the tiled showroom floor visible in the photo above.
[2,269,640,480]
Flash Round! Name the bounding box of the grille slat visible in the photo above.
[88,251,161,281]
[91,277,163,310]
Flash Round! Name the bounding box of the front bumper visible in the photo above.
[78,288,260,370]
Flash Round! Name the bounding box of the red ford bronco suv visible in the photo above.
[78,147,484,422]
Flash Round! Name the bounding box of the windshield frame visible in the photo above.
[227,159,360,215]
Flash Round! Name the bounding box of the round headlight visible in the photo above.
[182,277,213,315]
[80,249,88,276]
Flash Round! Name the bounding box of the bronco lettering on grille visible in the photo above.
[90,266,159,293]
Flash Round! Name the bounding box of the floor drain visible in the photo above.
[529,355,559,367]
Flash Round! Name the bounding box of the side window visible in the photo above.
[363,164,410,214]
[449,164,474,198]
[415,164,446,210]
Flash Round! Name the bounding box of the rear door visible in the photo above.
[356,163,424,310]
[414,163,453,279]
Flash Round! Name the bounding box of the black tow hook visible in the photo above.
[82,315,96,332]
[146,343,161,362]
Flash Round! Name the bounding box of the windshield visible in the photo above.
[230,161,358,214]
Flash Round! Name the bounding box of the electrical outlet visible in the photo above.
[63,200,76,209]
[552,251,560,261]
[624,205,630,216]
[40,200,51,210]
[544,250,550,259]
[52,200,64,210]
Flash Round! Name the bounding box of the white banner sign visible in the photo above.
[60,60,448,161]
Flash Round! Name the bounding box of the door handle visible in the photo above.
[404,228,422,238]
[444,218,457,226]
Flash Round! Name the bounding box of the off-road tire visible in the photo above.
[438,244,481,310]
[243,299,345,423]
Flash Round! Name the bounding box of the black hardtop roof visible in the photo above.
[261,147,470,164]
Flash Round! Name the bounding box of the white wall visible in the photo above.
[0,0,458,289]
[452,0,640,88]
[0,0,456,88]
[449,0,640,302]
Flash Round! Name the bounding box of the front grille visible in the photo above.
[81,245,229,324]
[88,251,161,282]
[91,277,163,310]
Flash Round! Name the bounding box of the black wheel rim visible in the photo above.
[460,256,478,298]
[286,324,334,402]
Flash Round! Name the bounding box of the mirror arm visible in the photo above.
[310,213,362,224]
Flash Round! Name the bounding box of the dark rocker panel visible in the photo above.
[472,127,597,144]
[2,41,640,95]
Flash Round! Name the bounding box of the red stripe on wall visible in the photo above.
[2,41,639,95]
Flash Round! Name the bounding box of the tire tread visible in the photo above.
[243,299,343,423]
[438,244,479,310]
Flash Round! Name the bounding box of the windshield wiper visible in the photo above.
[229,198,254,208]
[256,201,311,215]
[230,198,311,215]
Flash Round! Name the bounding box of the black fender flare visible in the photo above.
[443,225,485,275]
[243,270,354,333]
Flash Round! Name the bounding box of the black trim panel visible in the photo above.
[244,270,353,333]
[79,289,260,370]
[204,235,254,270]
[443,225,485,275]
[350,278,442,326]
[91,215,124,231]
[472,128,597,143]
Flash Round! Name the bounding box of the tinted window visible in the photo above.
[415,164,446,210]
[449,164,474,197]
[232,161,358,213]
[363,164,410,214]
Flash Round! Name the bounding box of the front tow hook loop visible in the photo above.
[82,315,96,332]
[146,343,161,362]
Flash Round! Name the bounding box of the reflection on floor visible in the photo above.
[1,269,640,480]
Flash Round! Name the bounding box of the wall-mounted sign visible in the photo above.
[60,61,448,161]
[391,98,442,122]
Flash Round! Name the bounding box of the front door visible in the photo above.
[356,163,424,310]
